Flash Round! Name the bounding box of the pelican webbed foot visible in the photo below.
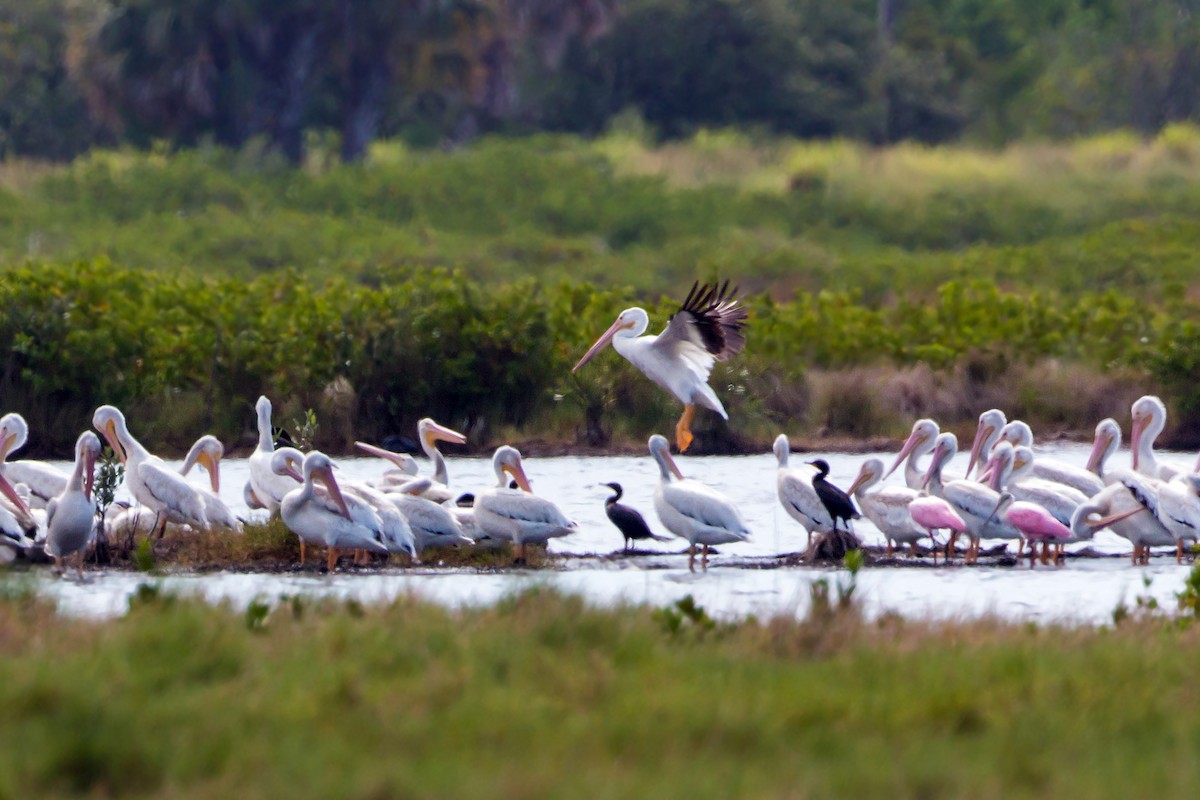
[675,404,696,453]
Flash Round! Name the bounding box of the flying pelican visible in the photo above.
[602,482,670,550]
[276,451,389,570]
[1129,395,1190,481]
[92,405,208,538]
[995,420,1105,496]
[1070,483,1167,564]
[474,446,577,564]
[846,458,928,557]
[964,408,1007,478]
[772,435,833,549]
[384,480,473,554]
[0,413,68,509]
[573,281,748,452]
[357,418,466,503]
[179,435,241,531]
[249,396,302,515]
[648,434,751,571]
[987,492,1070,566]
[923,433,1021,563]
[43,431,100,576]
[886,419,954,490]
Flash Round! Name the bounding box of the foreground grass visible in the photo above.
[1,585,1199,798]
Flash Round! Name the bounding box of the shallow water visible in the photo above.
[27,442,1199,623]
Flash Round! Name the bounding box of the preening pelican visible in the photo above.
[249,396,302,514]
[474,446,577,564]
[277,451,389,570]
[44,431,100,576]
[573,281,748,452]
[924,433,1020,562]
[385,483,473,554]
[772,435,833,549]
[1130,395,1190,481]
[180,435,241,531]
[357,418,466,503]
[847,458,928,556]
[1070,483,1168,564]
[0,413,68,509]
[649,434,750,571]
[996,420,1105,496]
[92,405,208,537]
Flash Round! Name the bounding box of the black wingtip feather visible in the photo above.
[675,279,749,360]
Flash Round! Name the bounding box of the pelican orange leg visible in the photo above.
[675,404,696,453]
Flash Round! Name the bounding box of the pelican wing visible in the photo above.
[662,480,749,538]
[651,281,748,373]
[479,489,572,527]
[2,460,68,504]
[136,461,207,527]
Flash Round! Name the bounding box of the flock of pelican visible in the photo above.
[1,280,1197,576]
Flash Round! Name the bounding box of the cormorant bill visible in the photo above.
[806,459,861,532]
[602,482,670,549]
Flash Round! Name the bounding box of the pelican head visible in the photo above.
[572,307,650,372]
[966,408,1006,476]
[648,434,685,481]
[1130,395,1166,472]
[91,405,128,464]
[184,435,224,493]
[1088,418,1121,475]
[846,458,884,497]
[886,418,939,479]
[270,447,306,482]
[491,445,532,491]
[920,432,958,490]
[418,418,467,449]
[998,420,1033,449]
[1070,500,1146,540]
[979,440,1014,490]
[772,434,790,467]
[355,441,420,474]
[302,451,353,521]
[0,413,28,463]
[75,431,101,501]
[986,491,1016,525]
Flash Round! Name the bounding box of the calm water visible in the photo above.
[27,442,1199,624]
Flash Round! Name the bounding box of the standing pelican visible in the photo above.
[277,451,389,570]
[248,396,301,515]
[846,458,928,557]
[44,432,100,576]
[92,405,208,537]
[573,281,748,452]
[924,433,1020,563]
[1071,484,1166,564]
[474,446,577,564]
[649,434,751,571]
[1129,395,1190,481]
[772,435,833,549]
[1151,474,1200,563]
[886,419,948,490]
[179,435,241,531]
[385,481,473,554]
[0,413,68,508]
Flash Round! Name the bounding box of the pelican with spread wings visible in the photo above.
[572,280,748,452]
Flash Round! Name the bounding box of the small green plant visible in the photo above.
[1176,561,1200,619]
[127,581,171,611]
[245,599,271,631]
[290,409,319,450]
[132,539,157,573]
[654,594,716,637]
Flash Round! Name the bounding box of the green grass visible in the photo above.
[1,586,1199,798]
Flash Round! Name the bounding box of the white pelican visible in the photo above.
[277,451,389,570]
[44,431,100,576]
[649,434,751,571]
[573,281,748,452]
[92,405,208,537]
[995,420,1105,496]
[248,396,301,514]
[354,440,418,487]
[924,433,1020,562]
[1071,482,1170,564]
[0,413,68,509]
[964,408,1007,478]
[0,467,36,562]
[886,419,953,490]
[179,435,241,531]
[997,445,1088,527]
[474,446,577,564]
[384,481,473,553]
[340,480,418,561]
[357,418,466,502]
[1129,395,1190,481]
[772,435,833,549]
[846,458,928,557]
[1152,474,1200,563]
